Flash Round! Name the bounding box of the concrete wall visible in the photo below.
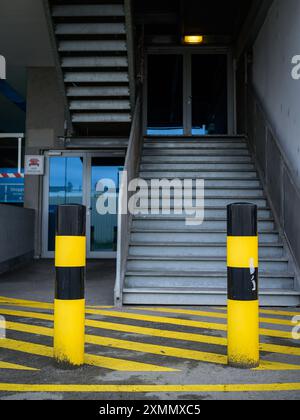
[253,0,300,185]
[25,67,65,256]
[0,204,35,274]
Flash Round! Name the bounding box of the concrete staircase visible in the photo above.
[49,1,131,134]
[122,136,300,306]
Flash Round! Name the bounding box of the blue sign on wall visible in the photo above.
[0,169,24,204]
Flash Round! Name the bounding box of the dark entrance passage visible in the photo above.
[147,51,231,136]
[147,54,184,135]
[191,54,228,135]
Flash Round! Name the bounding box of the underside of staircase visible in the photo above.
[49,0,132,136]
[122,136,300,307]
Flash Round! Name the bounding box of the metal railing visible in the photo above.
[247,85,300,287]
[114,92,143,305]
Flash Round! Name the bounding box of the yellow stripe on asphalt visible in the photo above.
[85,308,295,340]
[0,338,176,372]
[0,296,112,310]
[0,307,296,340]
[1,296,299,324]
[2,308,298,359]
[0,383,300,393]
[5,321,300,371]
[1,297,293,327]
[0,297,53,310]
[0,361,38,371]
[212,306,300,318]
[135,307,294,327]
[1,296,300,319]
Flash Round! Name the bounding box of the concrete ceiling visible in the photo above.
[0,0,54,133]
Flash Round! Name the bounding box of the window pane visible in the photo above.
[48,157,83,252]
[90,158,123,252]
[192,55,228,135]
[147,55,183,136]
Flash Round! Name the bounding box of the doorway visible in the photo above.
[146,48,234,136]
[42,151,124,259]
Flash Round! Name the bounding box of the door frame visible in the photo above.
[143,46,236,136]
[42,150,124,259]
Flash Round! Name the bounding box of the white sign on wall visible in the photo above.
[25,155,45,175]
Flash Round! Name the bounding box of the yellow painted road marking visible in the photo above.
[0,338,176,372]
[0,383,300,393]
[0,307,296,340]
[5,321,225,367]
[1,296,299,324]
[0,298,294,328]
[5,321,300,371]
[0,361,38,371]
[136,307,294,327]
[1,296,300,319]
[0,296,112,310]
[212,306,300,318]
[84,308,295,340]
[6,319,300,359]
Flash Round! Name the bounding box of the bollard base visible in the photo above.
[53,358,84,371]
[227,299,260,370]
[53,299,85,369]
[228,358,260,370]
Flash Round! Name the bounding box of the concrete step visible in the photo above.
[61,56,128,69]
[127,256,289,272]
[72,113,131,123]
[144,136,246,141]
[122,288,300,306]
[144,142,248,149]
[137,188,265,199]
[133,197,268,208]
[129,243,284,258]
[125,271,295,290]
[55,23,126,35]
[69,100,130,111]
[67,86,130,98]
[59,40,127,52]
[132,218,274,231]
[132,208,272,219]
[131,230,280,244]
[140,171,258,179]
[64,72,129,83]
[141,156,253,163]
[142,179,261,188]
[143,149,251,156]
[140,163,256,171]
[52,4,125,18]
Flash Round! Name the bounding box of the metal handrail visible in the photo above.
[247,84,300,285]
[114,92,143,306]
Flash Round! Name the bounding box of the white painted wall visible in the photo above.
[253,0,300,182]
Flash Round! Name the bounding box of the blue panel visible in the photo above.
[0,80,26,112]
[0,169,24,204]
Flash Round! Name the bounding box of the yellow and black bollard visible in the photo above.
[227,203,259,369]
[54,204,86,368]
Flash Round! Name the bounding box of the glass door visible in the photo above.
[87,155,124,258]
[43,152,124,259]
[146,49,233,136]
[147,54,184,135]
[44,153,86,256]
[190,54,228,135]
